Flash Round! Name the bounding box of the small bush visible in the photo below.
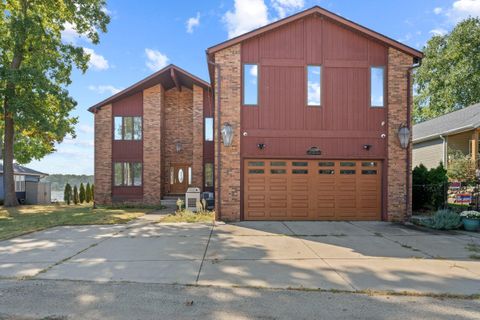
[412,163,448,210]
[85,183,92,203]
[460,210,480,219]
[420,209,462,230]
[73,185,79,205]
[64,183,72,205]
[79,183,86,204]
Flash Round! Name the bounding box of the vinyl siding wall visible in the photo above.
[413,138,444,169]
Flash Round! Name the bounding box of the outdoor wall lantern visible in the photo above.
[221,122,234,147]
[176,142,182,153]
[398,124,410,149]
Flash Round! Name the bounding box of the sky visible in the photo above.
[25,0,480,175]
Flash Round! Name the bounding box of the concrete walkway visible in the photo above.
[0,220,479,295]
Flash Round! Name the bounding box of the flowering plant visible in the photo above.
[460,211,480,219]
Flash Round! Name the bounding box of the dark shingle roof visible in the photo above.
[413,103,480,142]
[0,163,48,177]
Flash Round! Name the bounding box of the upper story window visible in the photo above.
[243,64,258,105]
[114,116,142,140]
[370,66,385,107]
[14,175,25,192]
[205,117,213,141]
[114,162,142,186]
[307,66,321,106]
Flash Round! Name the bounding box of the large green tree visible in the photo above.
[0,0,109,206]
[414,18,480,123]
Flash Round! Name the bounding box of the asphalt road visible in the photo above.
[0,280,479,320]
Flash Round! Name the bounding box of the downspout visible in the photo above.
[406,58,422,219]
[208,60,221,221]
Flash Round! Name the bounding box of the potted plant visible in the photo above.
[460,211,480,231]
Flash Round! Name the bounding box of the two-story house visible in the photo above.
[91,6,422,222]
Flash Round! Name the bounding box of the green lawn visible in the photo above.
[0,203,152,241]
[161,210,215,223]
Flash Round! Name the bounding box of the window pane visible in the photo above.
[205,163,214,187]
[133,117,142,140]
[243,64,258,105]
[133,163,142,186]
[205,118,213,141]
[188,167,192,185]
[307,66,321,106]
[124,163,132,186]
[249,169,264,174]
[114,117,123,140]
[371,67,384,107]
[114,163,123,186]
[124,117,133,140]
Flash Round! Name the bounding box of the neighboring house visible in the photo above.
[89,65,213,203]
[0,163,50,204]
[413,103,480,170]
[91,6,422,222]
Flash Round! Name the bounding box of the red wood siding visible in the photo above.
[111,92,143,200]
[241,15,388,160]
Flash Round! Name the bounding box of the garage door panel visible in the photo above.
[244,159,382,220]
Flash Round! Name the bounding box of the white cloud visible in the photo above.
[61,22,87,44]
[78,124,95,134]
[271,0,305,19]
[88,85,122,95]
[429,28,448,36]
[223,0,269,38]
[83,48,109,71]
[186,12,201,33]
[145,48,169,71]
[446,0,480,22]
[433,7,443,15]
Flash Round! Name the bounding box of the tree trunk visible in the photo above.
[3,108,17,207]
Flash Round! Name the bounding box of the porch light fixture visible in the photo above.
[175,142,182,153]
[398,124,410,149]
[221,122,234,147]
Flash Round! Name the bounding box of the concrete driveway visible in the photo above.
[1,220,479,295]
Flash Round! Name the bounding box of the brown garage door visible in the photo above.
[244,160,382,221]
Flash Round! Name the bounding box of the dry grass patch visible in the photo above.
[0,203,151,240]
[161,210,215,223]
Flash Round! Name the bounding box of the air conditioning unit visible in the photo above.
[185,187,201,212]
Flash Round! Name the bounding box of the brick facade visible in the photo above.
[94,104,112,204]
[192,85,204,188]
[214,44,242,221]
[387,48,413,221]
[143,84,164,204]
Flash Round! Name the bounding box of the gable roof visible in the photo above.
[0,163,48,177]
[413,103,480,143]
[206,6,423,59]
[88,64,210,112]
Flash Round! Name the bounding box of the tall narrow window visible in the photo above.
[114,163,123,186]
[205,117,213,141]
[114,117,123,140]
[371,67,385,107]
[307,66,321,106]
[204,163,214,188]
[133,117,142,140]
[243,64,258,105]
[113,116,142,140]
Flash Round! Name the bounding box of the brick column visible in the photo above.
[94,104,112,204]
[214,44,242,221]
[192,85,204,189]
[143,84,164,204]
[387,48,413,221]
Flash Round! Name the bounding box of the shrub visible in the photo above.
[85,183,91,203]
[447,149,477,185]
[428,163,448,209]
[91,184,95,201]
[412,164,429,210]
[79,183,85,203]
[64,183,72,205]
[73,185,79,205]
[420,209,462,230]
[412,163,448,210]
[460,211,480,219]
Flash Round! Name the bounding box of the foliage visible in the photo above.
[73,185,79,205]
[91,184,95,201]
[79,183,85,203]
[176,198,185,211]
[0,1,110,206]
[420,209,462,230]
[414,18,480,122]
[0,204,149,241]
[460,211,480,219]
[63,183,72,205]
[85,183,91,203]
[412,163,448,210]
[43,174,93,192]
[161,210,215,223]
[447,149,477,185]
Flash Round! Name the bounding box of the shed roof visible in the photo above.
[413,103,480,143]
[206,6,423,59]
[88,64,210,112]
[0,163,48,177]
